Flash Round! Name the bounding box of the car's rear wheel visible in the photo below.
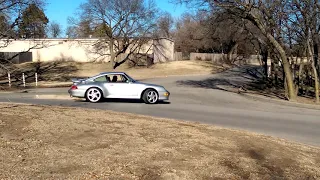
[86,88,102,103]
[142,89,158,104]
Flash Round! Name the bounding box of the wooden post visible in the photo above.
[35,73,38,87]
[22,73,25,87]
[8,73,10,87]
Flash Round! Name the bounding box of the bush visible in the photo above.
[127,53,154,68]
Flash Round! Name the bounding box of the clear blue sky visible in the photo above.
[45,0,187,36]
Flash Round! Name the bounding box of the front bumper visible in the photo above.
[158,91,170,100]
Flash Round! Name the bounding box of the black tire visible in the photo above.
[85,88,103,103]
[142,89,159,104]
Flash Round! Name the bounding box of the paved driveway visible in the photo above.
[1,66,320,146]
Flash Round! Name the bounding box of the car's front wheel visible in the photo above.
[142,89,159,104]
[86,88,102,103]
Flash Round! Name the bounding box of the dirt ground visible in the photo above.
[0,103,319,179]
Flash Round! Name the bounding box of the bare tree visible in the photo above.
[65,25,78,38]
[48,21,62,38]
[173,9,256,62]
[156,11,174,38]
[215,1,297,100]
[173,0,320,101]
[0,0,46,85]
[71,0,158,69]
[289,0,320,102]
[174,0,296,100]
[174,13,203,53]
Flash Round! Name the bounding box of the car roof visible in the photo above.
[99,72,126,75]
[88,71,133,80]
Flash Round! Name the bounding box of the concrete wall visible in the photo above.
[0,38,174,63]
[153,38,175,63]
[174,52,182,61]
[188,52,314,66]
[0,39,100,62]
[190,53,228,63]
[188,52,271,65]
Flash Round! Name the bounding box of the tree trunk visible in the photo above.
[296,63,305,96]
[272,54,279,86]
[312,33,320,79]
[312,63,319,103]
[284,76,288,99]
[109,39,116,69]
[246,13,296,100]
[308,39,319,103]
[261,48,268,79]
[227,43,238,63]
[271,57,275,84]
[266,33,296,100]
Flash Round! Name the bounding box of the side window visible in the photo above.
[94,75,108,82]
[110,74,128,83]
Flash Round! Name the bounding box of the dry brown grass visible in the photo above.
[23,60,226,79]
[0,103,319,179]
[72,60,227,79]
[0,60,229,89]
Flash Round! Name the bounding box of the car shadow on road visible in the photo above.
[74,98,171,104]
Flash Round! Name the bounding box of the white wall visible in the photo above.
[153,38,175,63]
[0,38,174,63]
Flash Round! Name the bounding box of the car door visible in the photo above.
[107,74,135,98]
[92,75,116,97]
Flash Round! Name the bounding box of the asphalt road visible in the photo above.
[1,66,320,146]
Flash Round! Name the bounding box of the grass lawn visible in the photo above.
[0,103,319,179]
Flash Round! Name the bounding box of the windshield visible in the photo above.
[124,73,136,82]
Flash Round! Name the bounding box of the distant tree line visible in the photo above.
[169,0,320,102]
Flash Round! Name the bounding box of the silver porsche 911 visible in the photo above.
[68,72,170,104]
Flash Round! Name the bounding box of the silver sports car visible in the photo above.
[68,72,170,104]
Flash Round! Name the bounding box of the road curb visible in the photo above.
[33,94,73,100]
[135,73,212,81]
[240,92,320,110]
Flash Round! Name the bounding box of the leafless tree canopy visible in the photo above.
[47,21,62,38]
[155,11,174,38]
[69,0,158,69]
[172,0,320,102]
[173,9,255,56]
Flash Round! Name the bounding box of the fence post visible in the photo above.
[22,73,25,87]
[35,73,38,87]
[8,73,11,88]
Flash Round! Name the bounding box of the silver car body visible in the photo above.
[68,72,170,101]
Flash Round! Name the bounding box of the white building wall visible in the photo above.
[153,38,175,63]
[0,38,174,63]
